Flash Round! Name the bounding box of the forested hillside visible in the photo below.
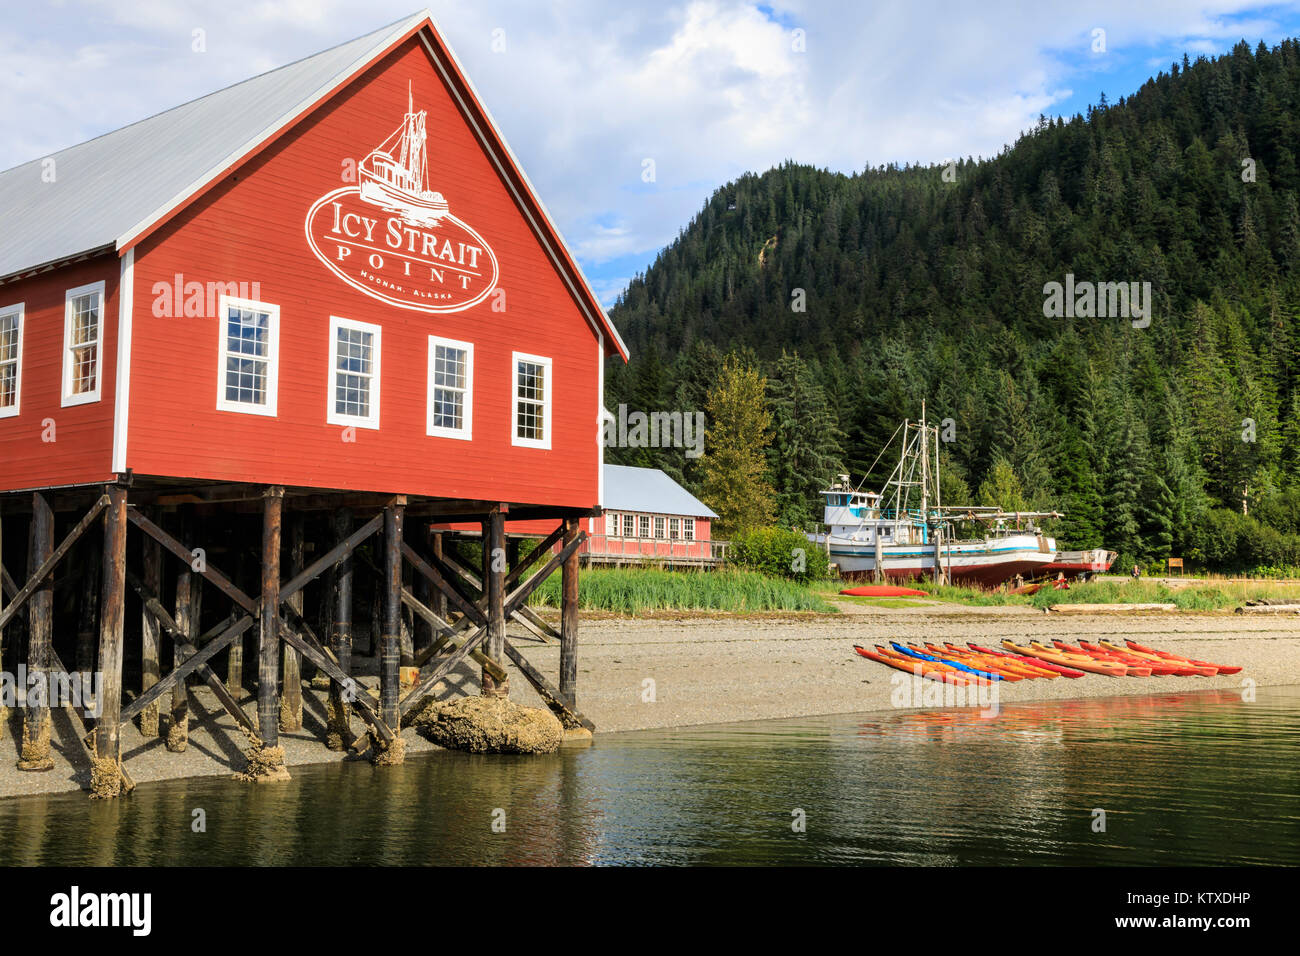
[604,38,1300,573]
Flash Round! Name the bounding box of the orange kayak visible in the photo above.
[1091,640,1215,676]
[940,642,1058,679]
[854,645,972,685]
[1117,640,1236,675]
[969,643,1085,678]
[1007,640,1129,677]
[1044,640,1153,677]
[1054,639,1179,676]
[926,642,1042,680]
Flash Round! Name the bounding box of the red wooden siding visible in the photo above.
[0,255,120,492]
[123,35,601,507]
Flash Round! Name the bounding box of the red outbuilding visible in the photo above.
[0,10,619,790]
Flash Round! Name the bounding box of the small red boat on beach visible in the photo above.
[839,585,930,597]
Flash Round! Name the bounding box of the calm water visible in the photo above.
[2,687,1297,866]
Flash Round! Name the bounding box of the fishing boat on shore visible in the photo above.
[809,406,1062,586]
[1039,548,1117,580]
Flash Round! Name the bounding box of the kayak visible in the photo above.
[921,643,1024,680]
[927,642,1044,680]
[1008,583,1042,595]
[1005,640,1129,677]
[1089,640,1214,676]
[840,585,930,597]
[1054,639,1189,677]
[942,643,1060,679]
[1036,640,1151,677]
[893,643,1001,683]
[1122,639,1240,675]
[968,642,1086,678]
[855,644,972,685]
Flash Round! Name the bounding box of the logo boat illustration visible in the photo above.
[359,82,449,226]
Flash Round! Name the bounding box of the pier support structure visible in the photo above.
[0,481,597,796]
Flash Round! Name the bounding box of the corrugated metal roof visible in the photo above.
[603,464,718,518]
[0,11,427,281]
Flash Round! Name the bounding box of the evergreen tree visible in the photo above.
[700,355,777,536]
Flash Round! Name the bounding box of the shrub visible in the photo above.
[730,527,831,581]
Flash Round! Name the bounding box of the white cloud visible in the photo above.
[2,0,1297,307]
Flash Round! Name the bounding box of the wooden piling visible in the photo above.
[380,499,404,730]
[75,536,100,672]
[326,507,353,750]
[0,509,6,739]
[280,513,304,732]
[92,485,128,797]
[227,528,247,695]
[873,533,885,584]
[932,528,945,586]
[140,518,161,737]
[481,507,508,698]
[429,531,447,622]
[559,517,579,709]
[258,487,284,749]
[18,492,54,771]
[166,512,193,753]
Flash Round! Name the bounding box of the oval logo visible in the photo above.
[306,186,499,313]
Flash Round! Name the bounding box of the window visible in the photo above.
[217,296,279,416]
[0,303,22,418]
[684,519,695,541]
[512,352,552,449]
[62,282,105,406]
[622,513,636,537]
[427,336,473,439]
[669,518,681,539]
[638,515,651,538]
[607,513,620,537]
[327,317,381,429]
[654,516,665,539]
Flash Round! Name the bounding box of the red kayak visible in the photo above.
[1125,639,1242,676]
[840,585,930,597]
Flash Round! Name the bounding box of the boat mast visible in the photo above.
[920,401,929,524]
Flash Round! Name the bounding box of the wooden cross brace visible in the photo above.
[128,505,396,742]
[400,529,591,728]
[0,495,108,630]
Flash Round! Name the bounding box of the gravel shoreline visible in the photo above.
[2,601,1296,798]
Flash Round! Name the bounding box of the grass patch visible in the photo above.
[528,567,838,615]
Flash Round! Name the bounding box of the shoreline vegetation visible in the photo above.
[525,565,1300,616]
[528,567,838,614]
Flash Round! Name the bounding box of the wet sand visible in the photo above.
[1,601,1296,797]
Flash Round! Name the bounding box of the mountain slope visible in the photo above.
[605,39,1300,571]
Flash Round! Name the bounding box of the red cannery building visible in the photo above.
[0,10,620,791]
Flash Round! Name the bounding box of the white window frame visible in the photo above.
[0,302,23,419]
[669,517,681,539]
[622,513,636,537]
[61,281,105,407]
[511,351,552,450]
[607,513,620,537]
[327,316,381,430]
[637,514,651,538]
[684,518,695,541]
[654,516,666,539]
[427,335,474,440]
[216,295,280,417]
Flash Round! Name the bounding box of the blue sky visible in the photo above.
[3,1,1299,306]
